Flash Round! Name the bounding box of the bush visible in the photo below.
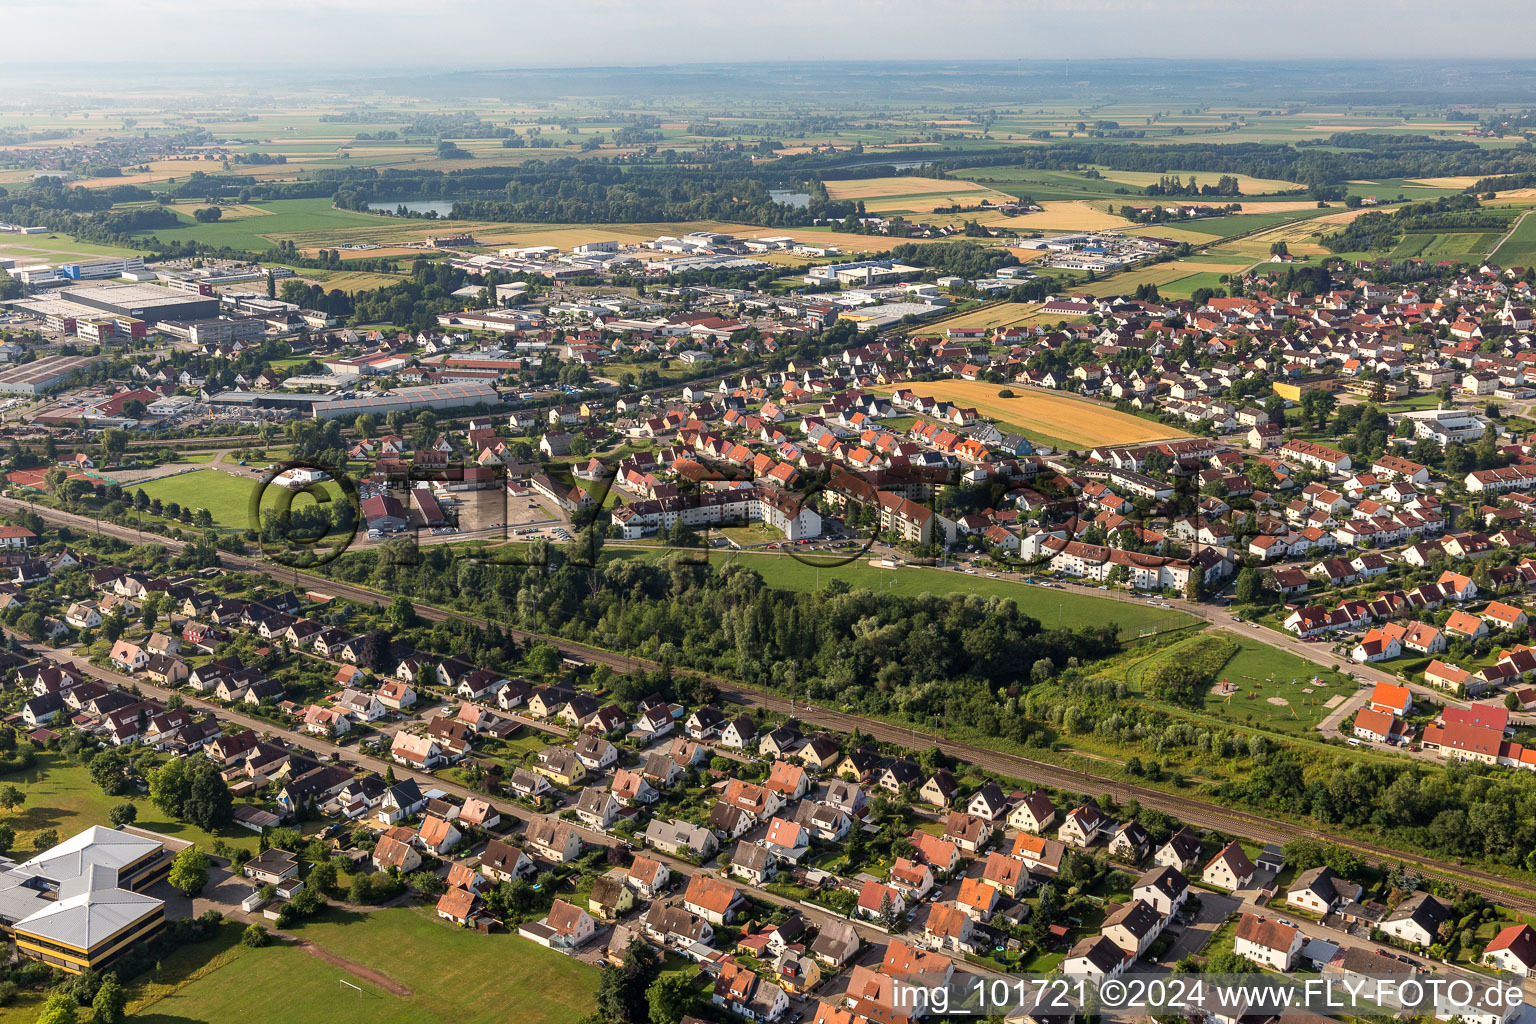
[241,923,270,948]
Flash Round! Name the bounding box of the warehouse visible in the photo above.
[0,355,99,395]
[0,826,173,974]
[58,283,219,324]
[310,381,501,421]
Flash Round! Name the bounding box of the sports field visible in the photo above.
[872,379,1189,449]
[134,468,348,534]
[120,907,598,1024]
[713,551,1196,636]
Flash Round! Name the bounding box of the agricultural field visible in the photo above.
[973,201,1135,232]
[824,175,1016,213]
[1389,230,1504,261]
[132,198,409,250]
[1086,169,1307,194]
[1089,259,1250,298]
[116,907,598,1024]
[0,232,144,264]
[1490,210,1536,266]
[909,301,1042,332]
[709,551,1197,636]
[871,379,1189,449]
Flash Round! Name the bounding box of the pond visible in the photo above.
[364,199,457,216]
[769,188,812,209]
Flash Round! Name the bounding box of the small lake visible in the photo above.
[364,199,457,216]
[769,188,811,209]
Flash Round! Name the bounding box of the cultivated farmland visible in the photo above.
[872,379,1190,449]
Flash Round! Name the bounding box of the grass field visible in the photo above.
[1125,630,1354,736]
[2,754,260,855]
[134,198,399,249]
[871,379,1189,449]
[711,551,1196,635]
[134,468,348,534]
[126,906,598,1024]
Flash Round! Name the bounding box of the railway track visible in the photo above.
[11,496,1535,912]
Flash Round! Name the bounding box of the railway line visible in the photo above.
[7,495,1534,913]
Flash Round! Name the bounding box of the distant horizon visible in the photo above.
[7,0,1536,75]
[5,55,1536,109]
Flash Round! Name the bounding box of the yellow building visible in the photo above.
[1272,376,1341,403]
[0,826,170,974]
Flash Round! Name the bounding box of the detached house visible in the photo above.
[1202,840,1256,891]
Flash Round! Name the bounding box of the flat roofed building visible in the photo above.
[0,826,171,974]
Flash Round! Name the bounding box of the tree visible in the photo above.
[34,994,79,1024]
[91,976,127,1024]
[597,936,661,1021]
[386,596,417,631]
[0,822,13,856]
[309,858,338,896]
[1234,567,1263,605]
[0,783,24,811]
[108,802,138,826]
[1507,691,1521,711]
[150,757,233,830]
[1184,565,1204,602]
[242,922,271,947]
[34,828,59,852]
[169,846,210,896]
[193,206,222,222]
[647,974,699,1024]
[89,750,130,796]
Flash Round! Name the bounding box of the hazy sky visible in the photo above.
[10,0,1536,66]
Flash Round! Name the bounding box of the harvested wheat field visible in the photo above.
[1407,176,1483,188]
[873,379,1189,449]
[1221,200,1325,215]
[907,303,1041,333]
[977,201,1135,232]
[1225,208,1372,258]
[825,176,993,201]
[1091,169,1307,194]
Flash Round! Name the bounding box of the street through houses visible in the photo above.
[5,494,1536,914]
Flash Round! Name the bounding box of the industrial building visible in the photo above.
[58,283,219,325]
[205,381,501,421]
[9,256,147,287]
[158,316,268,346]
[0,826,173,974]
[311,382,501,421]
[0,355,99,395]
